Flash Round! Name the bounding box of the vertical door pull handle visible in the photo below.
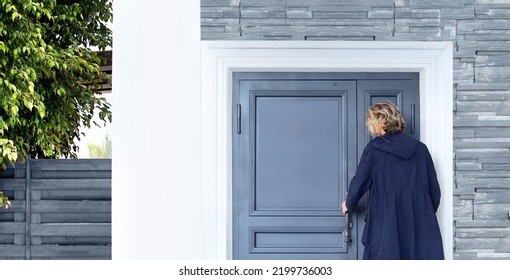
[345,211,353,246]
[411,104,416,134]
[237,104,241,134]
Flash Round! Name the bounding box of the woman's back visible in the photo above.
[342,101,444,260]
[370,133,432,195]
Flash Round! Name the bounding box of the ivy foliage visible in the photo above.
[0,0,112,170]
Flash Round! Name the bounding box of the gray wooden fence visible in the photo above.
[0,159,111,259]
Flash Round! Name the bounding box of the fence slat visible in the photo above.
[25,157,31,259]
[31,245,111,259]
[40,190,111,200]
[0,245,25,257]
[0,234,15,243]
[0,201,26,212]
[31,223,111,237]
[0,222,25,234]
[32,201,111,213]
[30,159,111,171]
[14,189,26,245]
[31,190,42,247]
[31,179,111,190]
[42,236,111,245]
[0,179,26,190]
[41,213,111,223]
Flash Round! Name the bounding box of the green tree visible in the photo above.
[0,0,112,207]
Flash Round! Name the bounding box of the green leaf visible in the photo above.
[23,99,34,110]
[11,11,18,21]
[2,148,9,157]
[11,105,19,115]
[39,108,46,118]
[8,152,17,163]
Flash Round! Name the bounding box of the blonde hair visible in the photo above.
[366,101,406,136]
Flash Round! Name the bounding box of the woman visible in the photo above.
[342,101,444,260]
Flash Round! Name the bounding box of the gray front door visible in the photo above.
[232,73,419,260]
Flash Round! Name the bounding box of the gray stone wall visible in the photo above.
[201,0,510,259]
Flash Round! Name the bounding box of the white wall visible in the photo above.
[113,0,202,259]
[200,41,453,260]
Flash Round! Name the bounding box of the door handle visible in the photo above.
[345,211,353,246]
[411,104,415,134]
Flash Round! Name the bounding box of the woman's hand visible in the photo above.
[342,201,348,215]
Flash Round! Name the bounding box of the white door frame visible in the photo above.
[200,41,454,260]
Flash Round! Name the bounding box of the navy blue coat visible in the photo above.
[345,132,444,260]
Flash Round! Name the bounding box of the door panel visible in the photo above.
[233,73,420,260]
[234,79,356,260]
[355,77,420,258]
[255,97,344,214]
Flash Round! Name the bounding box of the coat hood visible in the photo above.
[372,132,418,160]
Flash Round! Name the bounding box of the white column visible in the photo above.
[113,0,202,259]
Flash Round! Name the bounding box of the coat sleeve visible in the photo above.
[426,148,441,213]
[345,145,373,213]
